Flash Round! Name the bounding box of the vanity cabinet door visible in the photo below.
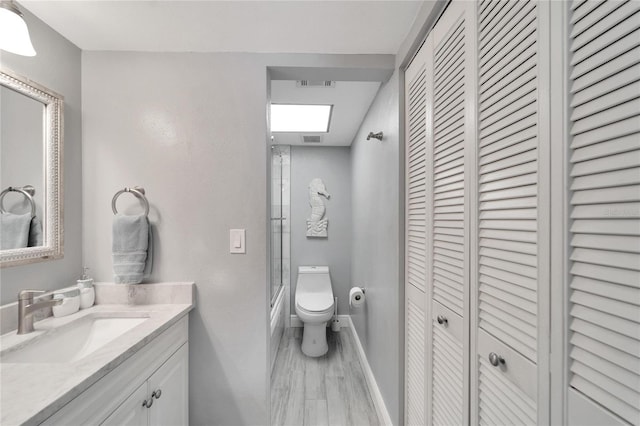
[148,343,189,426]
[101,382,149,426]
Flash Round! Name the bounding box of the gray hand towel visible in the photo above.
[112,213,153,284]
[0,212,31,250]
[29,216,43,247]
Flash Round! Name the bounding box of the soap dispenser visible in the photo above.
[77,267,95,309]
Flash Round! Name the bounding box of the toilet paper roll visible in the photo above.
[349,287,365,308]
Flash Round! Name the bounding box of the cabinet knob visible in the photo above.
[142,398,153,408]
[152,389,162,399]
[436,315,448,326]
[488,352,505,367]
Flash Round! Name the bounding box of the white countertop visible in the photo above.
[0,283,194,426]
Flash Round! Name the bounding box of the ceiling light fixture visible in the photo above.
[271,104,332,133]
[0,0,36,56]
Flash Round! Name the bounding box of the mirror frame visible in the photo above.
[1,68,64,267]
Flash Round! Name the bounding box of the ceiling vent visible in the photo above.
[302,135,323,143]
[296,80,335,88]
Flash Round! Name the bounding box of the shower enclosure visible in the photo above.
[270,145,290,372]
[270,145,290,305]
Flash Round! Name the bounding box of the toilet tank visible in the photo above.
[298,266,329,275]
[297,266,332,295]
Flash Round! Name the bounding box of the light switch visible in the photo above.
[230,229,246,254]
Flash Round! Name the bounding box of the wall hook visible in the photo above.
[367,131,383,141]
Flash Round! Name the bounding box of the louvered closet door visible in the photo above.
[567,1,640,425]
[432,302,465,426]
[405,41,429,426]
[474,0,549,424]
[427,1,473,425]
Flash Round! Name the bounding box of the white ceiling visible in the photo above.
[270,80,380,146]
[21,1,425,54]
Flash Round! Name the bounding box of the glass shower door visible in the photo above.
[270,146,289,306]
[271,153,283,305]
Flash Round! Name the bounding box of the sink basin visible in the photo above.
[1,315,148,363]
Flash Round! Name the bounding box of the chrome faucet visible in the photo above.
[17,290,62,335]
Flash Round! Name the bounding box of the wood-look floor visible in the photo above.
[271,328,380,426]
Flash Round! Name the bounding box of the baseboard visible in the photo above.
[347,317,393,426]
[289,314,350,328]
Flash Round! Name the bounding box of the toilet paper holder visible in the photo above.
[349,286,367,308]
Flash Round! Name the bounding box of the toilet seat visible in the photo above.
[295,303,334,317]
[295,292,333,313]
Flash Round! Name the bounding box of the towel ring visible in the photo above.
[0,185,36,218]
[112,187,149,216]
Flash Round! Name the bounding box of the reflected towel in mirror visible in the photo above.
[29,216,43,247]
[0,213,42,249]
[0,212,31,249]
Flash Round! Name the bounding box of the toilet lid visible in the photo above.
[296,292,334,313]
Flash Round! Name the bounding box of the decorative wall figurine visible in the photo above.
[307,178,330,238]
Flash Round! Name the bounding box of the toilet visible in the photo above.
[295,266,334,357]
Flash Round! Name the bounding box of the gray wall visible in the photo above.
[350,70,402,425]
[0,9,82,305]
[82,52,269,426]
[290,146,351,315]
[81,52,392,425]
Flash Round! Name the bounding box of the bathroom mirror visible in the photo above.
[0,68,63,267]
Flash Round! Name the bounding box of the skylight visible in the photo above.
[270,104,332,133]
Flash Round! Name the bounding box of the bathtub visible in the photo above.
[270,285,285,374]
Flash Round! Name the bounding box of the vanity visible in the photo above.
[0,282,194,426]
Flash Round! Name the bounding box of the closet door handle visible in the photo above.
[152,389,162,399]
[488,352,505,367]
[142,398,153,408]
[436,315,448,326]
